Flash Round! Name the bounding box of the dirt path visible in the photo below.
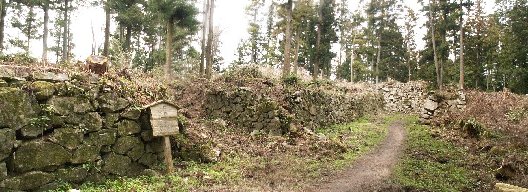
[307,121,406,192]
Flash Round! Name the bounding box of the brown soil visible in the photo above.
[307,121,406,192]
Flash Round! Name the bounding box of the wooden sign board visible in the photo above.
[147,101,179,137]
[144,100,180,173]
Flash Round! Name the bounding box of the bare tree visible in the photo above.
[205,0,215,79]
[282,0,293,77]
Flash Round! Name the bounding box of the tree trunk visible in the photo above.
[350,35,356,83]
[62,0,69,63]
[459,0,464,90]
[0,0,7,51]
[429,0,442,90]
[375,38,380,84]
[165,20,174,78]
[282,0,292,77]
[125,26,132,51]
[293,31,300,75]
[205,0,215,79]
[200,0,209,75]
[314,0,323,80]
[103,0,110,57]
[42,4,49,63]
[26,6,34,53]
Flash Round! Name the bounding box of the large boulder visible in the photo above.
[99,93,129,112]
[47,96,93,115]
[49,128,84,150]
[102,153,132,176]
[13,141,71,172]
[0,129,16,161]
[0,171,54,191]
[0,87,39,130]
[117,120,141,136]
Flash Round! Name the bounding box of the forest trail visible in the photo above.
[308,120,406,192]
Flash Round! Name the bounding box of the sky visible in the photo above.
[3,0,495,65]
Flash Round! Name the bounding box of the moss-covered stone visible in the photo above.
[1,171,54,191]
[0,87,39,130]
[121,108,141,120]
[20,116,53,138]
[102,153,132,176]
[0,79,7,87]
[99,93,129,112]
[71,145,101,164]
[113,136,142,155]
[85,129,117,147]
[13,141,71,172]
[50,128,83,150]
[55,167,88,183]
[127,142,145,161]
[138,153,159,167]
[117,120,141,135]
[103,113,119,128]
[0,162,7,181]
[0,129,15,161]
[79,112,103,132]
[47,96,93,115]
[30,81,56,101]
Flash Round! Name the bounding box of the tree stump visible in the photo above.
[86,55,109,75]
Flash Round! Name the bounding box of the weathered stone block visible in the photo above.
[0,129,16,161]
[99,93,129,112]
[117,120,141,135]
[423,99,439,112]
[85,129,117,147]
[47,96,93,115]
[32,72,70,82]
[103,113,119,128]
[55,167,89,183]
[71,145,101,164]
[121,108,141,120]
[127,143,145,161]
[113,136,142,155]
[20,118,53,138]
[1,171,54,191]
[50,128,84,150]
[79,112,103,132]
[138,153,158,167]
[102,153,132,176]
[30,81,56,101]
[0,87,38,130]
[0,162,7,181]
[13,141,71,172]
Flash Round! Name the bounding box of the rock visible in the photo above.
[0,129,16,161]
[50,128,84,150]
[0,87,39,130]
[140,130,153,142]
[71,145,101,164]
[423,99,438,112]
[117,120,141,135]
[99,93,129,112]
[32,72,69,82]
[85,129,117,147]
[0,162,7,181]
[55,167,89,183]
[495,183,528,192]
[138,153,159,167]
[47,96,93,115]
[113,136,142,155]
[13,141,71,172]
[1,171,54,191]
[30,81,56,101]
[127,142,145,161]
[79,112,103,132]
[102,153,132,176]
[103,113,119,128]
[20,117,53,138]
[0,79,7,87]
[120,108,141,120]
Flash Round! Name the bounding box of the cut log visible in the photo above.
[495,183,528,192]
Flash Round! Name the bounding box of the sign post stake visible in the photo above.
[163,136,174,173]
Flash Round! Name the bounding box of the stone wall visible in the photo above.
[377,81,428,113]
[419,90,467,124]
[0,70,163,191]
[204,86,384,134]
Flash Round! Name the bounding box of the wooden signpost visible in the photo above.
[144,100,180,173]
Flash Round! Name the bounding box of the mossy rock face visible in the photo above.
[46,96,93,115]
[13,141,71,172]
[117,120,141,136]
[79,112,103,132]
[50,128,84,150]
[0,171,54,191]
[113,136,142,155]
[0,162,7,181]
[120,108,141,120]
[102,153,132,176]
[103,113,119,128]
[85,129,117,147]
[55,167,89,183]
[20,116,53,138]
[0,129,16,161]
[99,93,129,112]
[0,87,39,130]
[138,153,159,168]
[71,145,101,164]
[30,81,56,101]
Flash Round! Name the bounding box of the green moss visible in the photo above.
[392,116,475,192]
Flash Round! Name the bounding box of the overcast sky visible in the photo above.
[3,0,494,65]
